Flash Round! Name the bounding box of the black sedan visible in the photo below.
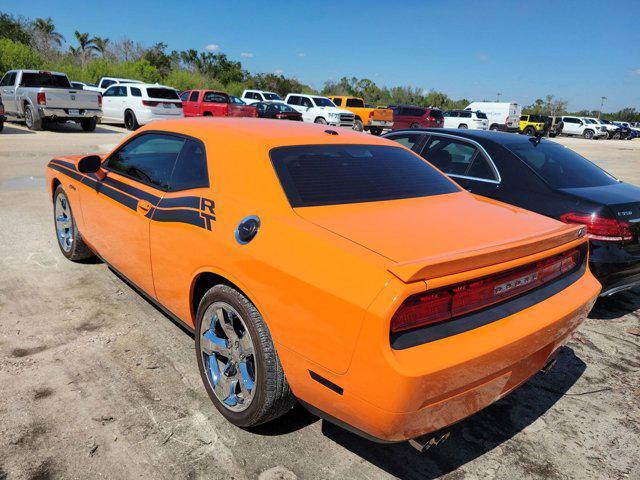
[383,128,640,296]
[254,101,302,121]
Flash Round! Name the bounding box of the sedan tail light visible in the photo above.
[560,212,632,242]
[37,92,46,105]
[390,248,581,333]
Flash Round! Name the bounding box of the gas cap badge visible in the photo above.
[235,216,260,245]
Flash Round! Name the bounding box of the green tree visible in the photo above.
[32,17,64,52]
[0,13,32,44]
[93,36,110,57]
[69,31,98,66]
[143,42,172,76]
[0,38,42,74]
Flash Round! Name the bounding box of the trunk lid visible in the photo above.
[296,192,584,282]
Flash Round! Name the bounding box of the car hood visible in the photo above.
[296,192,582,282]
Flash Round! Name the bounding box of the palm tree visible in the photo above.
[70,31,98,66]
[32,17,64,52]
[93,36,110,57]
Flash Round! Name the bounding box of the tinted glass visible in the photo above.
[189,91,200,102]
[385,132,425,150]
[101,79,115,88]
[300,97,313,108]
[264,93,282,100]
[332,98,342,106]
[346,98,365,108]
[180,91,189,101]
[103,86,117,97]
[131,87,142,97]
[71,82,84,89]
[476,111,487,119]
[460,111,471,118]
[230,96,245,104]
[508,141,618,188]
[312,97,334,107]
[203,92,229,103]
[429,110,444,119]
[423,138,481,177]
[271,145,459,208]
[170,139,209,191]
[107,134,185,190]
[0,73,13,86]
[271,103,297,113]
[21,72,71,88]
[287,95,300,105]
[146,88,179,100]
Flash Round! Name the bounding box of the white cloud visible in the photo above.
[205,44,220,52]
[240,52,254,58]
[632,68,640,76]
[274,69,284,75]
[297,53,306,57]
[476,53,490,63]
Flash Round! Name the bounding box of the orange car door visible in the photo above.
[80,133,186,296]
[148,137,214,323]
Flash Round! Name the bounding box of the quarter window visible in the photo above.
[106,134,185,190]
[169,139,209,191]
[131,87,142,97]
[422,137,497,181]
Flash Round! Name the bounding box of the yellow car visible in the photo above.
[329,96,393,135]
[519,114,547,136]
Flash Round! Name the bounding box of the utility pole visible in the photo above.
[598,96,607,119]
[496,92,502,102]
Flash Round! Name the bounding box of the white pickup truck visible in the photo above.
[284,93,354,127]
[0,70,102,131]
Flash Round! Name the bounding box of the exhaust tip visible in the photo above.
[408,431,450,453]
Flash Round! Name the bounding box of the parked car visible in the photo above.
[559,116,607,139]
[180,90,258,118]
[46,118,599,446]
[0,94,5,132]
[614,121,640,138]
[590,118,625,139]
[390,105,444,130]
[519,114,548,136]
[84,77,143,93]
[0,69,102,131]
[384,128,640,295]
[241,89,284,104]
[465,102,521,131]
[70,81,98,90]
[101,83,183,130]
[329,96,393,134]
[442,110,489,130]
[284,93,354,127]
[254,101,302,121]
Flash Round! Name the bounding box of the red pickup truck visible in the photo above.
[180,90,258,118]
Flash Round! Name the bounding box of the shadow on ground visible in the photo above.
[319,347,586,480]
[589,287,640,320]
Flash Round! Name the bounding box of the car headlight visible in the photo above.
[329,112,340,119]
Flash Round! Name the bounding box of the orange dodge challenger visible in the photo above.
[46,118,600,445]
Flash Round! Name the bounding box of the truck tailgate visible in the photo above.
[371,108,393,122]
[38,88,100,110]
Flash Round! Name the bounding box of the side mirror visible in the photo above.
[78,155,102,174]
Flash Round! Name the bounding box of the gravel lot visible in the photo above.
[0,122,639,480]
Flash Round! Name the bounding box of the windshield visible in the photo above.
[508,140,618,189]
[313,97,336,107]
[600,119,612,124]
[146,88,179,100]
[270,145,459,207]
[21,72,71,89]
[584,118,598,124]
[264,93,282,101]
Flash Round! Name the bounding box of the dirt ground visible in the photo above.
[0,122,639,480]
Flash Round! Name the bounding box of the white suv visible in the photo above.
[284,94,354,127]
[241,89,284,104]
[101,83,183,130]
[85,77,143,93]
[559,116,607,139]
[442,110,489,130]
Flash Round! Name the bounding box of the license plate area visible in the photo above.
[68,109,80,116]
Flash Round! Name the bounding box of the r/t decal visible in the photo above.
[200,198,216,231]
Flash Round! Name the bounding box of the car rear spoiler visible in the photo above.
[388,224,586,283]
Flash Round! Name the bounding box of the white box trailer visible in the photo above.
[465,102,521,132]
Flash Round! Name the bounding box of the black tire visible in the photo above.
[353,118,364,132]
[53,185,95,261]
[410,122,421,129]
[0,121,4,132]
[369,127,383,136]
[195,284,295,427]
[314,117,327,124]
[523,126,536,136]
[458,124,468,129]
[583,129,594,139]
[124,110,139,131]
[24,104,42,131]
[612,132,621,140]
[80,117,97,132]
[489,124,500,131]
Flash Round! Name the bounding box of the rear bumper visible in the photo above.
[367,120,393,128]
[287,266,600,443]
[136,109,184,125]
[38,107,102,120]
[590,242,640,295]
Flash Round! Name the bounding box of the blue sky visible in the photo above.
[4,0,639,111]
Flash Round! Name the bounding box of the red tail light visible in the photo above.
[560,212,632,242]
[390,248,581,333]
[98,93,102,107]
[369,111,375,118]
[142,100,159,107]
[37,92,46,105]
[175,102,182,109]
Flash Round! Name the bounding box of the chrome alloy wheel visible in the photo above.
[55,191,73,252]
[199,302,257,412]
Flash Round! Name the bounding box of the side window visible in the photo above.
[121,86,130,97]
[169,138,209,191]
[300,97,313,108]
[130,87,142,97]
[256,103,267,114]
[288,96,299,105]
[0,73,15,86]
[103,86,117,97]
[189,91,200,102]
[422,138,481,177]
[385,133,425,150]
[460,111,471,118]
[106,133,185,190]
[180,91,189,101]
[520,115,527,121]
[333,98,342,106]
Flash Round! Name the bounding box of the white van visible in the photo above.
[465,102,521,132]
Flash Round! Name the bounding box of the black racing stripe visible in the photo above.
[49,163,83,182]
[103,176,161,204]
[98,183,139,211]
[49,159,77,171]
[151,208,206,229]
[157,196,201,209]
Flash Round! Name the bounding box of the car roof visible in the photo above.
[390,128,537,147]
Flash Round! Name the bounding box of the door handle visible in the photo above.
[137,200,152,214]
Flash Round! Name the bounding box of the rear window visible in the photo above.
[270,145,459,207]
[476,111,487,119]
[203,92,229,103]
[508,140,618,189]
[264,93,282,101]
[346,98,365,108]
[146,88,179,100]
[20,72,71,88]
